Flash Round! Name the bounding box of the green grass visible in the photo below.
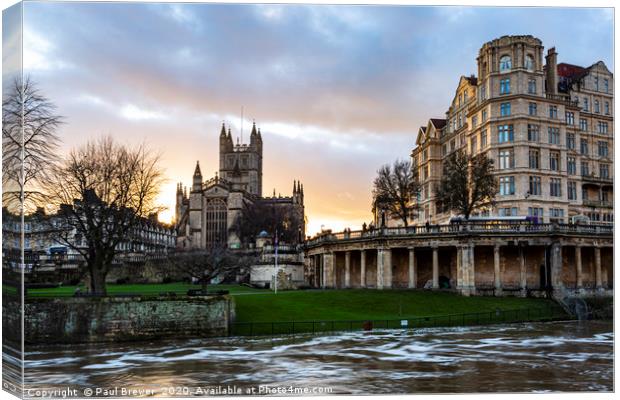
[19,283,562,328]
[232,289,559,323]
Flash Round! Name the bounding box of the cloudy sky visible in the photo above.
[3,1,613,235]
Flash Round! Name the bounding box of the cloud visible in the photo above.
[119,104,168,121]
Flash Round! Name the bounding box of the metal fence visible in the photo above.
[230,304,568,337]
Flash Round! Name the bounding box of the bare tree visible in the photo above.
[166,246,253,293]
[372,159,421,227]
[436,150,497,220]
[47,136,165,295]
[230,199,303,246]
[2,76,63,213]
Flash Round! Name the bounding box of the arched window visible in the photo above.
[205,198,228,248]
[525,54,534,71]
[500,55,512,72]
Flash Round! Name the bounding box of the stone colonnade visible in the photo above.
[306,240,612,297]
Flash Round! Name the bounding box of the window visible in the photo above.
[600,163,609,179]
[482,109,488,122]
[500,102,511,116]
[450,139,456,152]
[598,121,608,134]
[205,198,228,247]
[567,181,577,200]
[580,118,587,131]
[549,208,564,220]
[549,152,560,171]
[528,79,536,94]
[499,149,514,169]
[598,141,608,157]
[594,77,599,91]
[581,161,590,176]
[525,55,534,71]
[471,136,478,153]
[604,78,609,93]
[481,130,488,148]
[550,178,562,197]
[566,133,575,150]
[498,124,514,143]
[499,176,515,195]
[529,102,537,116]
[548,127,560,145]
[528,207,544,222]
[498,207,518,217]
[580,139,588,155]
[604,102,609,115]
[583,98,589,111]
[500,78,511,94]
[567,157,576,175]
[441,144,447,156]
[472,115,478,128]
[565,112,574,125]
[548,105,558,119]
[529,176,542,195]
[527,124,540,141]
[529,149,540,169]
[594,100,600,113]
[500,55,512,71]
[423,149,428,161]
[480,85,487,101]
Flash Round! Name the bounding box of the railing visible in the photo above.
[583,200,613,208]
[230,304,568,336]
[545,93,579,107]
[306,222,613,247]
[582,174,613,184]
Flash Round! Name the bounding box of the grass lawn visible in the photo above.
[232,288,559,323]
[19,283,560,326]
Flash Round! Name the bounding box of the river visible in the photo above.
[14,320,614,395]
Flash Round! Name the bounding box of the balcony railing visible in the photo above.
[546,93,579,107]
[583,200,613,208]
[582,174,613,184]
[305,222,613,247]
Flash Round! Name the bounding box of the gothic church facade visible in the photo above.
[175,122,305,249]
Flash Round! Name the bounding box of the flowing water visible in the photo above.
[12,321,614,395]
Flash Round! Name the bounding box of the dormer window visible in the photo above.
[500,55,512,72]
[525,55,534,71]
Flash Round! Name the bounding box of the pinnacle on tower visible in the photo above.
[193,160,202,177]
[220,122,226,137]
[251,121,257,136]
[293,180,297,194]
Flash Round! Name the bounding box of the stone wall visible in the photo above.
[3,295,234,344]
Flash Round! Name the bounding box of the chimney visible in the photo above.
[545,47,558,95]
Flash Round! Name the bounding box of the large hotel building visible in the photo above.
[410,35,613,225]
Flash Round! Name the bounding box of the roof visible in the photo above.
[430,118,447,129]
[557,63,588,79]
[464,76,478,86]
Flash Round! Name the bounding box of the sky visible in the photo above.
[3,1,614,236]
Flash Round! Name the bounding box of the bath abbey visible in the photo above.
[175,122,306,249]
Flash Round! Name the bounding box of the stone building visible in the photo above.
[1,206,176,281]
[303,35,613,298]
[410,35,613,225]
[175,122,306,249]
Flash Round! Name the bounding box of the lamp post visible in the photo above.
[274,228,279,294]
